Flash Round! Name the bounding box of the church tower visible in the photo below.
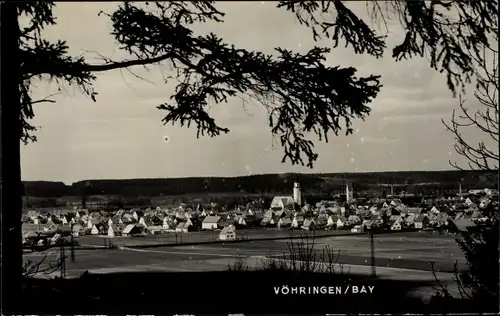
[293,181,302,206]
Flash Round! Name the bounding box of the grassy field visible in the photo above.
[25,231,465,276]
[75,228,362,247]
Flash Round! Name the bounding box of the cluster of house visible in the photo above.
[263,196,496,233]
[260,184,498,233]
[21,182,498,241]
[22,204,256,240]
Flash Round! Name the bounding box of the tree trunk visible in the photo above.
[1,3,23,314]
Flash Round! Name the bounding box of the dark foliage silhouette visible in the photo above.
[17,1,497,167]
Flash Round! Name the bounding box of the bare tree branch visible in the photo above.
[442,32,499,174]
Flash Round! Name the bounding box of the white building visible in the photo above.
[202,215,225,230]
[219,225,236,241]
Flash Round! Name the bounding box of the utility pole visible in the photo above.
[70,223,75,262]
[370,230,376,278]
[60,246,66,278]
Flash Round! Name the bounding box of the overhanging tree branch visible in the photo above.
[17,1,498,168]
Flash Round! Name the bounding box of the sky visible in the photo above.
[20,2,489,184]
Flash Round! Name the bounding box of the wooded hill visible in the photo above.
[23,170,497,198]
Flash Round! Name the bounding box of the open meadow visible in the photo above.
[25,231,464,276]
[73,228,362,247]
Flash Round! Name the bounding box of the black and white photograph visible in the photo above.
[2,1,499,315]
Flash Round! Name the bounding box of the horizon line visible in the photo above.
[22,168,493,186]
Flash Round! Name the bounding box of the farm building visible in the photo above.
[202,215,227,230]
[219,225,236,241]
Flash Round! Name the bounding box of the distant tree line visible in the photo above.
[23,170,498,199]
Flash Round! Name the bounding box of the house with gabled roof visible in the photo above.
[138,217,148,227]
[407,207,423,216]
[233,215,247,227]
[326,215,339,229]
[414,215,429,229]
[59,215,69,225]
[348,215,361,225]
[108,224,120,237]
[32,215,45,225]
[277,217,292,229]
[175,221,189,233]
[471,210,482,219]
[395,203,407,212]
[72,224,84,236]
[201,215,226,230]
[351,224,363,233]
[162,217,175,230]
[132,210,144,221]
[336,216,347,229]
[219,225,236,241]
[301,218,316,231]
[87,218,98,230]
[270,196,295,209]
[147,225,163,235]
[91,224,100,235]
[390,220,402,231]
[123,223,145,236]
[260,216,271,227]
[436,213,449,226]
[404,215,416,227]
[361,219,374,230]
[152,213,165,225]
[448,218,476,232]
[291,215,305,229]
[315,215,327,228]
